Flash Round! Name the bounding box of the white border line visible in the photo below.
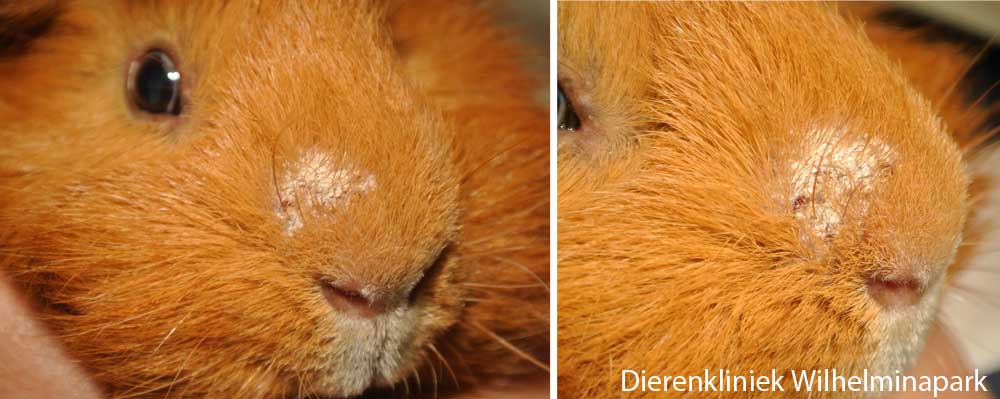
[548,0,558,397]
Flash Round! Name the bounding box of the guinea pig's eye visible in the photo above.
[558,83,580,131]
[128,50,182,116]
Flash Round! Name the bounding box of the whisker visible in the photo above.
[460,282,546,289]
[426,352,439,399]
[463,320,549,372]
[57,307,164,339]
[938,33,998,109]
[461,143,523,183]
[166,334,209,398]
[443,341,478,386]
[413,361,423,395]
[491,256,549,292]
[962,123,1000,155]
[428,343,459,389]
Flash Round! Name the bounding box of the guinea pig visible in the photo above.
[557,2,994,398]
[0,1,549,398]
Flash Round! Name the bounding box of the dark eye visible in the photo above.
[128,50,182,116]
[557,83,580,131]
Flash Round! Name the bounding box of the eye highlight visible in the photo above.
[557,83,580,131]
[128,49,182,116]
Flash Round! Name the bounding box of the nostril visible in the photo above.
[321,281,381,318]
[866,275,925,308]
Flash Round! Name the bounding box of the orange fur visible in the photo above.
[0,1,548,398]
[558,3,979,398]
[842,3,998,149]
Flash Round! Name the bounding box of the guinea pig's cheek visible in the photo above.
[275,148,376,235]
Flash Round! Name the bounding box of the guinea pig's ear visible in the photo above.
[0,1,61,58]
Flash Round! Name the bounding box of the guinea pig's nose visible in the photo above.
[866,274,926,308]
[320,280,396,319]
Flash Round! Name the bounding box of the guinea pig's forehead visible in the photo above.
[559,4,656,70]
[159,3,389,69]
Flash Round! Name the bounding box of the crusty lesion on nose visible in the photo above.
[786,126,897,252]
[276,148,377,235]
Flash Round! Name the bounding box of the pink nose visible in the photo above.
[320,281,388,318]
[866,274,925,308]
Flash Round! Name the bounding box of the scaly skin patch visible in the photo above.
[278,148,377,235]
[789,127,896,253]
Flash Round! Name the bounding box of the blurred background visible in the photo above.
[902,2,1000,39]
[495,1,549,105]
